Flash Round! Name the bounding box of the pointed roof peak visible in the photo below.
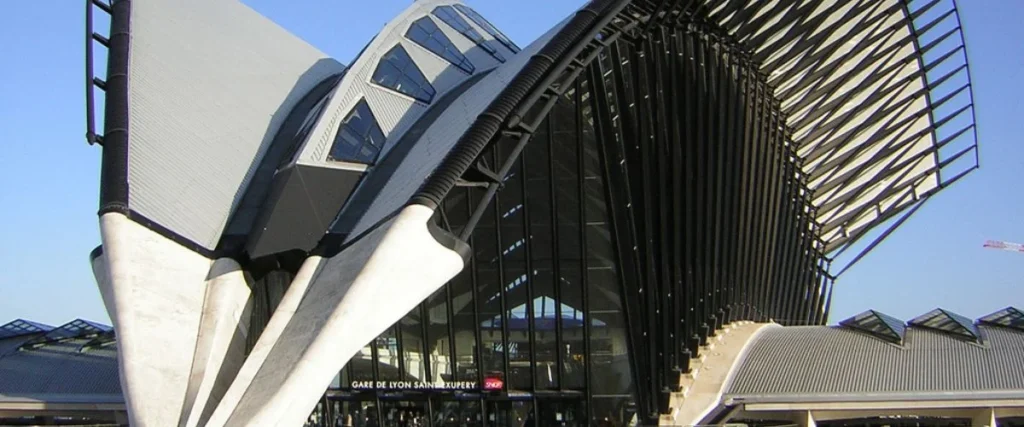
[908,308,981,343]
[0,319,54,339]
[839,309,905,344]
[978,306,1024,332]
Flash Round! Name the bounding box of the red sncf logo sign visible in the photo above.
[483,376,503,390]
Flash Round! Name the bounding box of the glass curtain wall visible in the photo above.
[323,70,635,426]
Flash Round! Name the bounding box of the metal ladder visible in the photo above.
[85,0,113,146]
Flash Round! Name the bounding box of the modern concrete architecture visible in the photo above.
[4,308,1023,426]
[82,0,981,425]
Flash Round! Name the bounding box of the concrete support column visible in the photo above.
[972,408,997,427]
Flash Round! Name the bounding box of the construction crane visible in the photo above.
[983,240,1024,254]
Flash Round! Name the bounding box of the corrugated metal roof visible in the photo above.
[725,325,1024,401]
[0,321,121,402]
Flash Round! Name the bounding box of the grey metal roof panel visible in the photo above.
[0,335,41,358]
[724,325,1024,401]
[125,0,345,250]
[0,337,121,397]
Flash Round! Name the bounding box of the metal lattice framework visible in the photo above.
[409,0,978,421]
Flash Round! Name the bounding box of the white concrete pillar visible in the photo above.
[203,255,323,427]
[972,408,997,427]
[95,213,214,427]
[180,258,253,427]
[221,205,465,426]
[798,411,817,427]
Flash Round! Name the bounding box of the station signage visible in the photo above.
[483,376,504,390]
[350,381,477,390]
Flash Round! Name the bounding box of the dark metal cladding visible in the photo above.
[97,0,130,214]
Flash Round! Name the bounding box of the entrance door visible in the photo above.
[484,400,533,427]
[431,398,483,427]
[379,399,429,427]
[328,398,378,426]
[535,398,584,427]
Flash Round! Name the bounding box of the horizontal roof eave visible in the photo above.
[725,389,1024,406]
[0,393,125,405]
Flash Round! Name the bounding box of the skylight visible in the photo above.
[328,99,386,164]
[20,319,112,349]
[406,17,475,74]
[839,310,906,344]
[978,306,1024,332]
[908,308,982,343]
[43,319,112,341]
[453,4,520,54]
[371,44,437,103]
[432,5,505,63]
[0,319,53,339]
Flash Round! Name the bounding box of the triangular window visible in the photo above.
[0,319,53,339]
[372,44,437,103]
[328,99,386,164]
[978,306,1024,332]
[432,5,505,63]
[839,310,905,344]
[908,308,982,343]
[406,17,475,74]
[481,296,604,330]
[21,319,112,348]
[453,4,520,54]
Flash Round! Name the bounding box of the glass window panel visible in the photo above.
[375,327,401,382]
[979,307,1024,331]
[398,308,426,382]
[406,17,475,74]
[372,45,436,103]
[447,268,478,383]
[839,310,905,344]
[327,99,386,164]
[471,183,506,388]
[432,5,505,63]
[560,261,587,390]
[424,288,452,384]
[453,4,520,53]
[348,340,375,384]
[590,397,636,427]
[908,308,981,341]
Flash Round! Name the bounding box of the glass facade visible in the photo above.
[372,45,437,104]
[452,4,520,54]
[406,17,475,74]
[432,5,505,63]
[328,99,386,164]
[315,72,636,426]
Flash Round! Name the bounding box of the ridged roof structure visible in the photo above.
[0,319,121,403]
[726,308,1024,402]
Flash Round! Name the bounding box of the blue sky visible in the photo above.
[0,1,1020,327]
